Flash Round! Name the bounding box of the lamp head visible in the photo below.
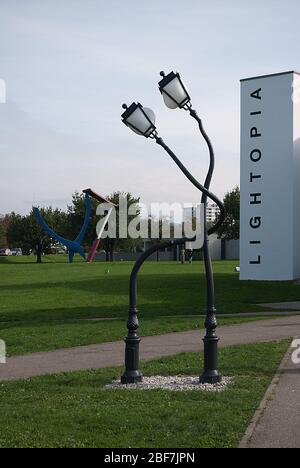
[158,71,191,109]
[121,102,156,137]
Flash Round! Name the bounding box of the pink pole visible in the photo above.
[87,238,101,263]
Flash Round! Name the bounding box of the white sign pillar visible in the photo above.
[240,71,300,280]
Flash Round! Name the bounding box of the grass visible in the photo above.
[0,256,299,356]
[0,340,289,448]
[0,315,273,357]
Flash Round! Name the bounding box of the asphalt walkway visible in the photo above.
[240,343,300,448]
[1,315,300,381]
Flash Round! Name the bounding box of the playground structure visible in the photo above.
[83,189,118,263]
[34,188,116,263]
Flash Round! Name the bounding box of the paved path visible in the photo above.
[2,311,300,326]
[259,301,300,310]
[241,343,300,448]
[1,315,300,381]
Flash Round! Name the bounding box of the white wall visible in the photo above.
[240,71,300,280]
[293,74,300,278]
[209,233,222,260]
[226,239,239,260]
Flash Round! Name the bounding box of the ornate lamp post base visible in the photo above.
[200,370,222,385]
[121,332,143,384]
[199,335,221,384]
[121,373,143,384]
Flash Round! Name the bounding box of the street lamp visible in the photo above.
[120,71,225,384]
[158,71,191,109]
[121,103,156,137]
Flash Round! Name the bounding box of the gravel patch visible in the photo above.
[106,375,232,392]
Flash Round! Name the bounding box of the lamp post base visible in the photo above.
[121,372,143,384]
[121,332,143,385]
[199,370,222,384]
[199,334,221,384]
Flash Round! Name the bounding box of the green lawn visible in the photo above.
[0,340,289,448]
[0,256,299,356]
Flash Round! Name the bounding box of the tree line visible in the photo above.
[1,191,142,263]
[0,187,240,263]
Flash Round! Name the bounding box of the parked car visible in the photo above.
[10,248,22,256]
[0,248,12,256]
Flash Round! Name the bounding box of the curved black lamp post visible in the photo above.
[120,71,225,384]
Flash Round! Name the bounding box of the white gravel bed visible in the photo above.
[106,375,232,392]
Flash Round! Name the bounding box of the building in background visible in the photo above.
[206,203,220,223]
[183,203,220,224]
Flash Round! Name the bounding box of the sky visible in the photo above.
[1,0,300,214]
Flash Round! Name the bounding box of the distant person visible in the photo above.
[180,248,185,264]
[188,249,193,265]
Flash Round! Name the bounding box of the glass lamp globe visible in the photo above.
[121,102,156,137]
[158,71,191,109]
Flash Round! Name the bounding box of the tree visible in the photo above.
[217,186,240,240]
[7,208,67,263]
[0,222,5,248]
[146,216,177,261]
[0,215,10,248]
[66,191,142,262]
[66,191,99,247]
[101,192,141,261]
